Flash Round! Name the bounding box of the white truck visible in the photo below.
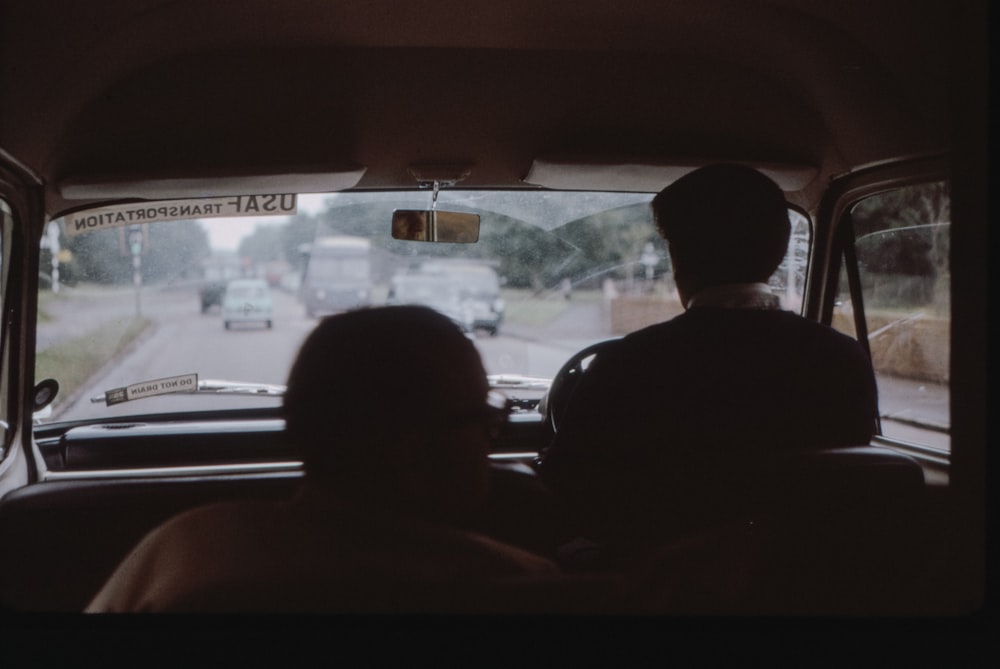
[300,236,374,317]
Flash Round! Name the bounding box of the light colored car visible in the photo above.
[386,271,475,332]
[418,261,505,335]
[222,279,274,330]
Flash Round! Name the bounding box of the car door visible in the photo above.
[809,155,984,613]
[0,160,40,497]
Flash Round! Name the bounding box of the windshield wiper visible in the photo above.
[88,373,541,407]
[91,375,286,405]
[195,379,287,396]
[487,374,551,390]
[487,374,551,413]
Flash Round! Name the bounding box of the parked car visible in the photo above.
[0,0,987,644]
[222,279,274,330]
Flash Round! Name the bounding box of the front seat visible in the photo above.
[624,445,930,615]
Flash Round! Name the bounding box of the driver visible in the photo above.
[87,305,557,612]
[536,164,878,565]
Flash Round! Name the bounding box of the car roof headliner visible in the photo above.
[0,0,965,219]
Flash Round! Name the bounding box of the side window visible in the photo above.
[832,181,950,452]
[772,210,811,314]
[0,198,10,459]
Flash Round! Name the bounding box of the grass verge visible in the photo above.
[501,289,572,326]
[35,317,153,403]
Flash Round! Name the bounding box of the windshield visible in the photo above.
[35,190,809,423]
[308,258,370,282]
[226,284,269,300]
[393,275,461,301]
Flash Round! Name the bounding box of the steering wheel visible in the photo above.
[541,338,621,434]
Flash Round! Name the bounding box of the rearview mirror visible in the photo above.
[391,210,480,243]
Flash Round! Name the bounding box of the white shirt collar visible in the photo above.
[685,282,781,310]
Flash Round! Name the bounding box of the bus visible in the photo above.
[300,236,374,317]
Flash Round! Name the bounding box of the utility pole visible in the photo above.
[125,225,147,317]
[44,221,61,293]
[640,242,661,293]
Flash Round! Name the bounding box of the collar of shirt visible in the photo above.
[685,282,781,310]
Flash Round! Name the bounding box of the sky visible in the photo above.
[204,194,328,252]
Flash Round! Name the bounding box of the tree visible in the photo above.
[281,213,320,273]
[62,219,210,285]
[852,181,950,235]
[292,196,666,291]
[142,219,211,282]
[852,181,950,278]
[237,223,285,265]
[851,181,950,308]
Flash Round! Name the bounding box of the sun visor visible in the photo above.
[524,159,818,192]
[58,167,367,200]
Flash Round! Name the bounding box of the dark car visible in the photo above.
[199,281,226,313]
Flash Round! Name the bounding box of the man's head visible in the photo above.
[652,164,791,305]
[283,305,494,522]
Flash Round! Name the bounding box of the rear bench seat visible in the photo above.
[0,472,301,612]
[0,445,931,613]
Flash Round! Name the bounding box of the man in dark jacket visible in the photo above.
[537,164,878,562]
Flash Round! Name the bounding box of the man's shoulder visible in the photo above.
[685,307,861,339]
[617,308,868,359]
[618,313,690,346]
[769,309,868,348]
[150,497,285,545]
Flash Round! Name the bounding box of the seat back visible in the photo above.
[168,572,629,614]
[0,473,301,612]
[627,445,931,614]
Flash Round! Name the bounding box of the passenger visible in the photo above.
[87,305,557,612]
[537,164,879,565]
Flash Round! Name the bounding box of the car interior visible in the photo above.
[0,0,989,630]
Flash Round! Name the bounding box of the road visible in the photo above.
[49,287,307,420]
[40,284,950,452]
[46,286,601,422]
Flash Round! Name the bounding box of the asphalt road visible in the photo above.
[39,284,950,452]
[45,285,597,422]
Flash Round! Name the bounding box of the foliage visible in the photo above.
[481,204,665,290]
[850,180,950,309]
[60,220,210,286]
[235,198,669,291]
[144,219,212,281]
[237,223,284,264]
[852,181,950,234]
[851,181,950,277]
[36,317,152,414]
[282,215,320,272]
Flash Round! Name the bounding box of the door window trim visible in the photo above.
[812,155,950,480]
[0,153,45,480]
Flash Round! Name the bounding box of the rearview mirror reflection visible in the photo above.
[391,210,480,243]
